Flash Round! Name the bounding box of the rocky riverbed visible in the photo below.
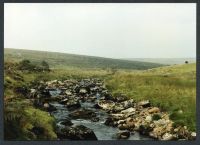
[29,78,196,140]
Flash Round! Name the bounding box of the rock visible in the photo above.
[113,93,128,102]
[111,104,124,113]
[121,99,134,109]
[161,133,175,140]
[59,118,73,126]
[190,132,196,140]
[69,108,96,120]
[65,90,72,96]
[60,98,68,104]
[145,115,152,122]
[121,107,136,114]
[115,131,130,139]
[148,107,160,114]
[138,124,153,135]
[79,88,88,94]
[43,103,57,112]
[97,100,115,110]
[118,124,129,130]
[62,98,81,111]
[58,125,97,140]
[91,117,100,122]
[104,117,116,127]
[31,126,45,136]
[126,118,135,129]
[138,100,150,108]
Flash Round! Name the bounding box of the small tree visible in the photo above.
[41,60,50,72]
[185,61,189,64]
[18,59,35,71]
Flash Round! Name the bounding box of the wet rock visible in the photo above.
[60,118,73,126]
[97,100,115,110]
[69,108,96,120]
[61,98,81,111]
[190,132,196,140]
[138,100,150,108]
[138,124,153,135]
[58,125,97,140]
[118,124,129,130]
[115,131,130,139]
[104,117,117,127]
[161,133,175,140]
[91,117,100,122]
[43,103,57,112]
[30,126,45,136]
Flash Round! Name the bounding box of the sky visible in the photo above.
[4,3,196,58]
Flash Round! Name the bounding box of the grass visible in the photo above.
[105,63,196,131]
[4,57,196,140]
[4,48,164,70]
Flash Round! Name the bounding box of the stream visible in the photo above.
[49,90,151,140]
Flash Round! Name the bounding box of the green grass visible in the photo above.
[105,63,196,131]
[4,56,196,140]
[4,48,164,70]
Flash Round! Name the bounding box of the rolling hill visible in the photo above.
[4,48,164,70]
[124,58,196,65]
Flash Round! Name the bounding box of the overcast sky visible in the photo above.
[4,3,196,58]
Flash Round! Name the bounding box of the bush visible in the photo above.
[152,114,161,121]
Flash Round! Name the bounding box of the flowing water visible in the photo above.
[49,90,151,140]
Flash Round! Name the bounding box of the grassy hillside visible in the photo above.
[105,63,196,131]
[124,58,196,65]
[4,48,164,70]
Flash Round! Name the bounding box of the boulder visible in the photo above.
[104,117,117,127]
[161,133,175,140]
[121,99,134,109]
[62,98,81,111]
[69,108,96,120]
[138,100,150,108]
[115,131,130,139]
[59,118,73,126]
[79,88,88,94]
[43,103,57,112]
[148,107,160,114]
[58,125,97,140]
[121,107,136,114]
[113,93,128,102]
[97,100,115,110]
[138,124,153,135]
[65,90,72,96]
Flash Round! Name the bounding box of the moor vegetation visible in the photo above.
[4,49,196,140]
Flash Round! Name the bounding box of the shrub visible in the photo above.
[152,114,162,121]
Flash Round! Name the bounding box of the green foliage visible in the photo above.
[4,99,57,140]
[152,114,162,121]
[18,59,50,72]
[41,60,50,72]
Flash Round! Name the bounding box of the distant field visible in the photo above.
[4,48,164,70]
[124,58,196,65]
